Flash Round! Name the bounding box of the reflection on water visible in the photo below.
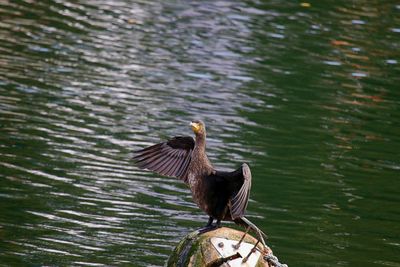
[1,1,399,266]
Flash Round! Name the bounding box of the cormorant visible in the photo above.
[133,120,266,246]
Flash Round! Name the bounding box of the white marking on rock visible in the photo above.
[211,237,261,267]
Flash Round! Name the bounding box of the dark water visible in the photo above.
[1,1,399,266]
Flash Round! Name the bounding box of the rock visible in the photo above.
[166,227,273,267]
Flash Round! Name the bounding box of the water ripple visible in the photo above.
[1,1,399,267]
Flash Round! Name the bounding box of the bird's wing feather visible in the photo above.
[230,163,252,219]
[133,136,195,180]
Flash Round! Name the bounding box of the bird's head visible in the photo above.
[190,120,205,135]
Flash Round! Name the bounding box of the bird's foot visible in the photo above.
[205,216,214,227]
[197,220,221,235]
[197,224,218,235]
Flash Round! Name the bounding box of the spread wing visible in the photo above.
[133,136,195,180]
[230,163,252,219]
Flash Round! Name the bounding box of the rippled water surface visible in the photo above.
[1,1,400,266]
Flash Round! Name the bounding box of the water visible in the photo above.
[1,1,399,266]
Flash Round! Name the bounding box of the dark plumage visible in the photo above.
[134,136,194,179]
[133,120,265,244]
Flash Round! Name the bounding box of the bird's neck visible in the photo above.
[192,132,214,176]
[195,132,206,152]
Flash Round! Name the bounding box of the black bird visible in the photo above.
[133,120,266,246]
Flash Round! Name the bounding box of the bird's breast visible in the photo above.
[187,171,209,212]
[187,172,201,200]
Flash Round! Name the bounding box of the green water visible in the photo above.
[1,1,399,266]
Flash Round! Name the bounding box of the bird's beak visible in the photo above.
[190,121,199,133]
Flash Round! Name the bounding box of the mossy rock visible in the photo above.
[166,227,271,267]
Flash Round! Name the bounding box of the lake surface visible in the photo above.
[1,1,399,266]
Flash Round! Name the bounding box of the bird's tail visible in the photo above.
[234,216,267,246]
